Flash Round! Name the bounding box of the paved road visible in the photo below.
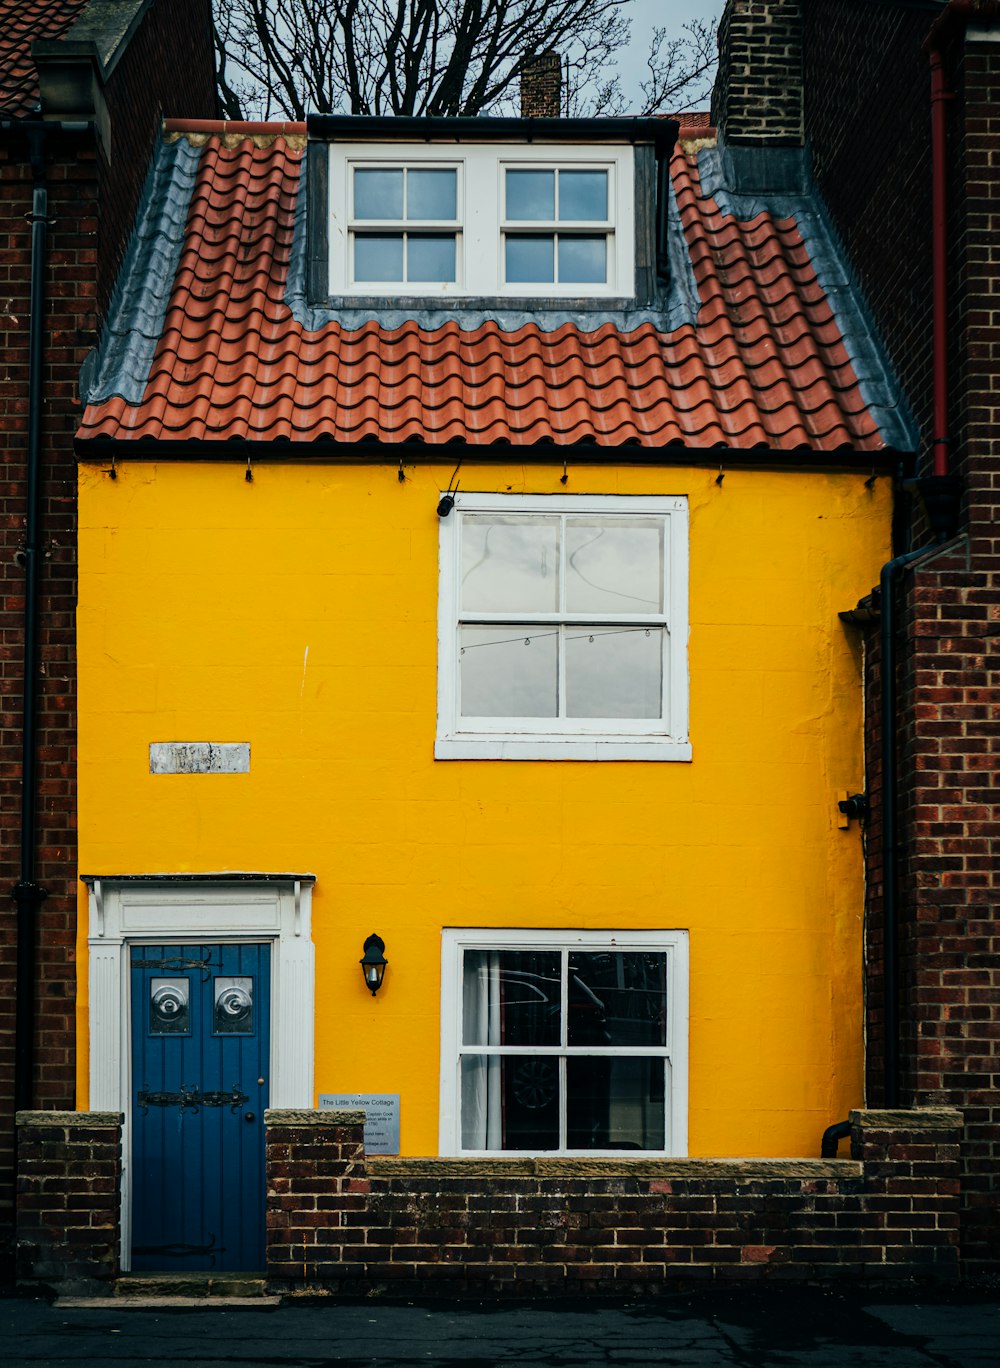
[5,1289,999,1367]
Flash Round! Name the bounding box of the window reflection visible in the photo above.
[459,949,669,1151]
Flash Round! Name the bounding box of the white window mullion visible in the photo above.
[558,1055,568,1153]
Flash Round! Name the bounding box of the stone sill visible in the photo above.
[367,1157,862,1180]
[16,1111,123,1127]
[849,1107,964,1130]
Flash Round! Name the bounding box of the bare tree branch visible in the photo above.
[212,1,718,122]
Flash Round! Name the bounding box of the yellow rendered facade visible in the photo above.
[76,458,891,1158]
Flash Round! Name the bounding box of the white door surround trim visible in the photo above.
[84,874,316,1270]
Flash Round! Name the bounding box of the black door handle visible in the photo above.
[245,1112,255,1123]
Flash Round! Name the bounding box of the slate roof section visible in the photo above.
[78,119,915,456]
[0,0,88,117]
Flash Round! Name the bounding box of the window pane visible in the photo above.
[460,626,557,717]
[566,519,663,614]
[506,234,555,284]
[461,1056,559,1150]
[463,950,561,1046]
[149,978,189,1035]
[567,1057,665,1150]
[354,233,403,281]
[559,170,608,221]
[506,169,554,221]
[407,233,456,282]
[558,234,607,284]
[565,626,663,719]
[354,168,403,220]
[213,976,254,1035]
[407,168,457,220]
[568,952,666,1047]
[461,515,559,613]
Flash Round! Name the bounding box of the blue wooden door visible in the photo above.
[130,944,270,1272]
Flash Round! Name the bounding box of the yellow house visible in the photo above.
[73,112,910,1274]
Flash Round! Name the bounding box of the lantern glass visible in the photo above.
[360,934,388,995]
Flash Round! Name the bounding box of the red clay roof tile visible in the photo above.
[78,126,901,454]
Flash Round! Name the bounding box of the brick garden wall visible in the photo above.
[263,1110,962,1295]
[15,1111,121,1291]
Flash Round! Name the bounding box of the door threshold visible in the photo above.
[57,1273,279,1308]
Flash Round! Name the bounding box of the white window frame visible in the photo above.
[328,142,635,298]
[435,492,690,761]
[439,927,689,1157]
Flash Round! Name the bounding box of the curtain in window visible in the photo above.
[460,951,502,1149]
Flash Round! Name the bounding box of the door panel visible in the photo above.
[130,943,270,1272]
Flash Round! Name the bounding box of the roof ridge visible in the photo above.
[164,117,307,137]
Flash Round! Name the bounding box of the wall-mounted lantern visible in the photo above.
[360,934,388,996]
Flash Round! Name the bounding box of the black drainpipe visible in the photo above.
[819,544,934,1156]
[12,123,51,1114]
[878,544,937,1110]
[822,481,962,1155]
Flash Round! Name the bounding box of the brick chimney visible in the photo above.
[711,0,804,146]
[710,0,806,191]
[520,51,562,117]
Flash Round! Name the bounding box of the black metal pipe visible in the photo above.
[879,546,931,1110]
[13,127,50,1114]
[820,1119,851,1158]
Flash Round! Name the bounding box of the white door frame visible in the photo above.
[84,874,315,1271]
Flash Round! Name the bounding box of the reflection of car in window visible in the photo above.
[501,968,614,1148]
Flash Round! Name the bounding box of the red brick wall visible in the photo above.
[804,1,934,469]
[0,133,98,1281]
[97,0,217,313]
[0,0,216,1285]
[264,1110,962,1293]
[803,4,1000,1277]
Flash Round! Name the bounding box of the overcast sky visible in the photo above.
[615,0,725,110]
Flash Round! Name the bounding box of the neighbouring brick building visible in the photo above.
[711,0,999,1289]
[800,0,1000,1281]
[0,0,216,1280]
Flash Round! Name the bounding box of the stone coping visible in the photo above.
[16,1111,123,1127]
[367,1157,862,1180]
[265,1108,366,1126]
[849,1107,963,1129]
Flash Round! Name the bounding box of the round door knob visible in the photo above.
[245,1111,256,1123]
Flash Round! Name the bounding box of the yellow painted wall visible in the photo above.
[76,459,891,1157]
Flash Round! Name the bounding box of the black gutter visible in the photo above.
[306,114,679,157]
[12,124,51,1114]
[74,435,908,476]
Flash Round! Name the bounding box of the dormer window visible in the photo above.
[327,140,637,301]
